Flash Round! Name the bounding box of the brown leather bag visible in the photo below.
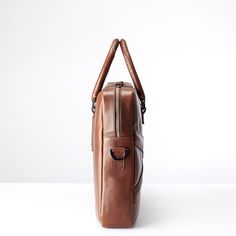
[91,39,146,227]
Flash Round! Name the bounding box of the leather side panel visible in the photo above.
[92,93,104,222]
[93,83,144,227]
[102,136,134,227]
[133,91,144,223]
[100,86,135,227]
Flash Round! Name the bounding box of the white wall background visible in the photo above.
[0,0,236,183]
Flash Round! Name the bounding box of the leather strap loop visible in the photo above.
[110,147,129,161]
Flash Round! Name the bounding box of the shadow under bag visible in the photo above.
[91,39,146,227]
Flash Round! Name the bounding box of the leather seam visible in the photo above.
[134,165,143,189]
[99,98,104,221]
[131,90,135,225]
[135,145,143,153]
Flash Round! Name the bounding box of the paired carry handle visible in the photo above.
[92,39,146,117]
[92,39,119,109]
[119,39,145,103]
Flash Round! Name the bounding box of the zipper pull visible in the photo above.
[116,81,124,87]
[141,100,146,124]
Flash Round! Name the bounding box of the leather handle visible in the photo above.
[92,39,146,119]
[119,39,145,103]
[92,39,119,104]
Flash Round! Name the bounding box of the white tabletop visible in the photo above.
[0,183,235,236]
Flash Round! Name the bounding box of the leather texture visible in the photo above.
[91,39,145,228]
[92,39,146,107]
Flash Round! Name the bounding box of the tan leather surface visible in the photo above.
[92,83,144,227]
[92,92,103,220]
[91,39,145,228]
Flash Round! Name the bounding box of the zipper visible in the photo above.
[115,82,124,137]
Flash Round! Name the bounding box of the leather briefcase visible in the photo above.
[91,39,146,227]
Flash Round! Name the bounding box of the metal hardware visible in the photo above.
[92,99,96,113]
[141,99,146,124]
[116,81,124,87]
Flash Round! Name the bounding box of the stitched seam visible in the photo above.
[99,98,104,221]
[135,145,143,153]
[122,46,136,83]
